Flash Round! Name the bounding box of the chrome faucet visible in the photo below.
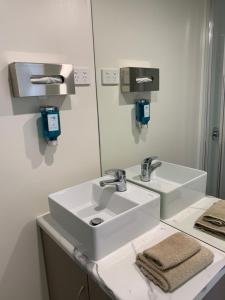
[141,156,162,182]
[99,169,127,192]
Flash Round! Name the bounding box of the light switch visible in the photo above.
[74,68,91,85]
[101,68,120,85]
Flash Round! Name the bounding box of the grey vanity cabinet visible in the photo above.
[41,230,110,300]
[88,276,111,300]
[41,230,89,300]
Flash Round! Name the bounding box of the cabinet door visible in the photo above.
[203,273,225,300]
[88,276,111,300]
[41,230,89,300]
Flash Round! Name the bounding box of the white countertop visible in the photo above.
[37,212,225,300]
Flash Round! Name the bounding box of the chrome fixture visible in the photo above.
[9,62,75,97]
[120,67,159,93]
[89,217,104,226]
[141,156,162,182]
[212,127,219,141]
[99,169,127,192]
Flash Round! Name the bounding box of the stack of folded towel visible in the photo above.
[195,200,225,236]
[136,232,214,292]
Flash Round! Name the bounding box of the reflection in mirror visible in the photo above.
[92,0,206,172]
[164,0,225,253]
[92,0,225,253]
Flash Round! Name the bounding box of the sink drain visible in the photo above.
[89,217,104,226]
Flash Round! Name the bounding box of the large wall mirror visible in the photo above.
[92,0,206,172]
[91,0,225,253]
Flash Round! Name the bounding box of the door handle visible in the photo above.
[212,127,220,140]
[76,285,85,300]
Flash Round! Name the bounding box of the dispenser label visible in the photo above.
[47,114,59,131]
[144,105,150,117]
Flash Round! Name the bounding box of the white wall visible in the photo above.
[92,0,208,171]
[0,1,100,300]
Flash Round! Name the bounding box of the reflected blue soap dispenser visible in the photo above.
[136,99,150,128]
[40,106,61,146]
[120,67,159,129]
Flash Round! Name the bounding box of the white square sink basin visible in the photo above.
[126,161,207,219]
[48,176,160,260]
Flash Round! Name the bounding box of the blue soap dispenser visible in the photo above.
[40,106,61,146]
[135,99,150,128]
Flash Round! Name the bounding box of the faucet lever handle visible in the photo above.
[104,169,126,179]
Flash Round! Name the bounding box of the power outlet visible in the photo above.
[74,70,80,85]
[74,68,90,85]
[101,68,120,85]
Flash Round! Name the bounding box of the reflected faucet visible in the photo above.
[141,156,162,182]
[99,169,127,192]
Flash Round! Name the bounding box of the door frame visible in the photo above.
[198,0,214,171]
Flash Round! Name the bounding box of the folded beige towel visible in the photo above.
[136,246,214,292]
[143,232,201,270]
[195,200,225,236]
[195,218,225,237]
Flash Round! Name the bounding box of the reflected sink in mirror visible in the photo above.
[48,176,160,260]
[126,161,207,219]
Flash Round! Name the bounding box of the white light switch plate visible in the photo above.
[101,68,120,85]
[74,68,90,85]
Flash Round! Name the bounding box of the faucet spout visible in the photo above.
[99,169,127,192]
[99,178,119,187]
[150,161,162,172]
[141,156,161,182]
